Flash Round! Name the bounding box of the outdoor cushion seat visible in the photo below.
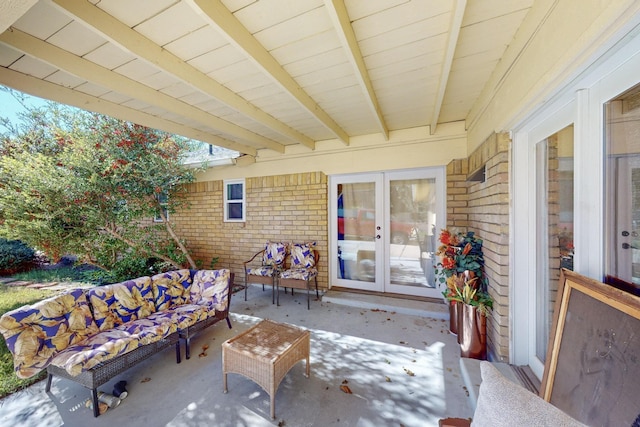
[49,329,143,377]
[244,241,288,303]
[278,242,320,309]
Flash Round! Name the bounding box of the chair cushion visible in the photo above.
[289,242,316,268]
[50,329,142,377]
[262,241,288,266]
[190,269,230,313]
[280,267,318,281]
[86,276,155,331]
[151,269,192,311]
[0,288,99,379]
[246,265,277,277]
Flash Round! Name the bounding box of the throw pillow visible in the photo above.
[472,362,586,427]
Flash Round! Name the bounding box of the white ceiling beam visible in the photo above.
[0,66,257,156]
[186,0,350,145]
[0,0,38,34]
[0,28,286,153]
[324,0,388,140]
[430,0,466,135]
[50,0,315,150]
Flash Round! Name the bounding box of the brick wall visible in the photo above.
[171,172,328,290]
[446,132,511,362]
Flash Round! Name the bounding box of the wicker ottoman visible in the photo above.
[222,319,310,419]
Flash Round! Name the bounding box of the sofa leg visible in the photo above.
[45,373,53,392]
[226,316,232,329]
[91,388,99,417]
[175,341,181,364]
[185,337,191,360]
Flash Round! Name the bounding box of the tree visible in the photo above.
[0,99,200,273]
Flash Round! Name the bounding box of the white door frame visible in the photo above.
[510,25,640,373]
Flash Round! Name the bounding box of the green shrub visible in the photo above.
[0,239,36,275]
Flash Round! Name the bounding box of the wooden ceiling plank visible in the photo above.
[430,0,466,135]
[0,65,256,156]
[186,0,350,145]
[324,0,388,140]
[0,27,285,153]
[50,0,313,149]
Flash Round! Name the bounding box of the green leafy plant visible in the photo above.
[436,229,493,315]
[0,239,36,275]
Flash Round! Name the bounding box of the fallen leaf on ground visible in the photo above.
[340,385,352,394]
[141,377,151,383]
[403,368,415,377]
[199,352,207,357]
[385,376,391,382]
[202,344,209,350]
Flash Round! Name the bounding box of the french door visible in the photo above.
[329,168,445,298]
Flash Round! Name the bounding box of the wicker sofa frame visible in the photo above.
[37,271,235,417]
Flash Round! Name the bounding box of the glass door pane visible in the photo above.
[385,170,443,298]
[333,174,383,292]
[605,83,640,295]
[535,125,574,362]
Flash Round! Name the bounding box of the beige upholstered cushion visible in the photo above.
[472,362,586,427]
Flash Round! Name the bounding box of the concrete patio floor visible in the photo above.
[0,285,476,426]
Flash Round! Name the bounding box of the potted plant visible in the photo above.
[435,229,493,359]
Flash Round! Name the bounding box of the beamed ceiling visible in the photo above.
[0,0,534,159]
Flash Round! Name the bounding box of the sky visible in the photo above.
[0,86,49,127]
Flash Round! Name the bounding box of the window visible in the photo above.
[154,191,169,222]
[224,179,245,222]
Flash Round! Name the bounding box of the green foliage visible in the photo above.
[0,101,200,272]
[0,239,36,275]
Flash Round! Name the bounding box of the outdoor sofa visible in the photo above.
[0,268,232,417]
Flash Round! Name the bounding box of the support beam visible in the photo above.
[0,28,285,153]
[50,0,315,150]
[186,0,350,145]
[0,65,257,156]
[324,0,388,140]
[430,0,466,135]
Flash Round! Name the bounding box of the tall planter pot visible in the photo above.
[448,301,460,335]
[459,303,487,360]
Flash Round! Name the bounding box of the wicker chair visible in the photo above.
[243,241,288,303]
[278,242,319,309]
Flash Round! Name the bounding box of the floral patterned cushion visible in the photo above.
[86,276,156,331]
[246,265,277,277]
[50,329,142,377]
[0,289,99,379]
[280,267,318,281]
[151,269,192,311]
[262,241,288,266]
[289,242,316,268]
[190,269,230,313]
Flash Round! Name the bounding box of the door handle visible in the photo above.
[622,243,638,249]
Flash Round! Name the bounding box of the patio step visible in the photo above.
[460,357,541,412]
[322,289,448,319]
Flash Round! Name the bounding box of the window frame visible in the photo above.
[224,178,245,222]
[154,191,169,222]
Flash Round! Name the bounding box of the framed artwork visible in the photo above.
[540,269,640,426]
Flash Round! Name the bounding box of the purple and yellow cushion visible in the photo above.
[262,241,288,266]
[151,269,192,311]
[0,289,98,378]
[245,265,277,277]
[289,242,317,268]
[86,277,156,331]
[280,267,318,281]
[50,329,141,376]
[190,269,230,314]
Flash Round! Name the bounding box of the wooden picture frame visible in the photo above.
[540,269,640,426]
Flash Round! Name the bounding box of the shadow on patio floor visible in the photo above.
[0,285,474,427]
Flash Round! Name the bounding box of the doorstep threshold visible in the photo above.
[322,288,448,319]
